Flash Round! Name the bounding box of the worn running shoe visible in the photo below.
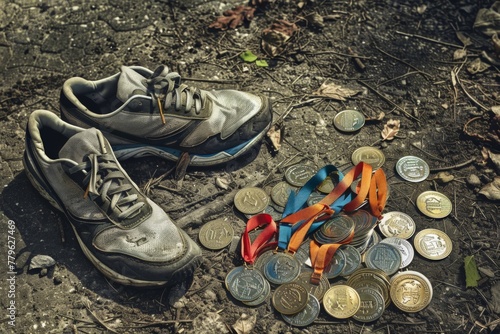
[60,65,272,166]
[23,110,202,287]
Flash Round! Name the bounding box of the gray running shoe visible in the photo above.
[23,110,202,287]
[60,65,272,166]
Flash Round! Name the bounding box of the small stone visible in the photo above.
[39,268,48,277]
[30,255,56,270]
[467,174,481,187]
[53,276,63,285]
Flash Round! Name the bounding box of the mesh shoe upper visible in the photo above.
[23,110,201,286]
[60,65,272,165]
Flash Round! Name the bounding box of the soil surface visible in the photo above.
[1,0,500,333]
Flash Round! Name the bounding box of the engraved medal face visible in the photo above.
[390,271,433,312]
[271,181,296,207]
[365,243,402,275]
[198,219,234,250]
[416,191,452,218]
[281,294,320,327]
[272,282,309,315]
[234,187,269,215]
[263,252,302,285]
[353,287,385,322]
[285,165,316,187]
[340,245,362,277]
[380,237,415,268]
[378,211,416,239]
[351,146,385,169]
[293,271,330,301]
[347,268,391,308]
[243,279,271,307]
[323,285,361,319]
[413,228,452,260]
[225,267,267,302]
[323,248,346,279]
[396,156,430,182]
[334,109,366,132]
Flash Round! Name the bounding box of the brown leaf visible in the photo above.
[208,5,256,30]
[261,19,298,57]
[312,82,361,101]
[365,111,385,122]
[479,176,500,201]
[434,171,455,183]
[456,31,473,47]
[381,119,401,140]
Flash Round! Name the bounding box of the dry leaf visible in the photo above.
[208,5,256,30]
[381,119,401,140]
[312,82,361,101]
[456,31,473,47]
[232,313,257,334]
[261,19,298,57]
[453,49,467,60]
[493,33,500,56]
[479,176,500,200]
[267,124,283,151]
[304,12,324,28]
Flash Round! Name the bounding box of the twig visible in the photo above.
[124,319,193,329]
[183,77,242,84]
[430,158,475,172]
[357,80,421,123]
[410,143,447,163]
[374,45,432,79]
[304,50,371,59]
[348,47,366,71]
[453,70,489,111]
[395,31,463,48]
[84,304,119,334]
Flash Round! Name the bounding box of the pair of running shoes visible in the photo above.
[23,65,272,287]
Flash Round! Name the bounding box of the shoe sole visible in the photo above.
[110,123,271,166]
[23,148,201,287]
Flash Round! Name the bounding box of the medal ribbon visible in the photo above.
[308,165,389,283]
[240,213,278,265]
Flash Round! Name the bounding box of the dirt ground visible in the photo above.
[1,0,500,333]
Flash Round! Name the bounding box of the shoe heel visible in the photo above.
[23,151,63,212]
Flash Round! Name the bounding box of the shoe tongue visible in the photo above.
[116,66,148,103]
[59,128,104,163]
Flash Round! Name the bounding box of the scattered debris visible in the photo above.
[312,82,361,101]
[456,31,473,47]
[434,171,455,183]
[467,174,482,187]
[491,282,500,314]
[192,311,229,334]
[467,57,490,74]
[232,313,256,334]
[381,119,401,141]
[215,177,231,190]
[464,255,481,288]
[304,12,324,28]
[261,19,299,57]
[473,1,500,36]
[365,111,385,122]
[266,124,283,151]
[479,176,500,200]
[453,48,467,60]
[29,255,56,271]
[208,5,256,30]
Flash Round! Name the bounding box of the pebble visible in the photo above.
[29,254,56,270]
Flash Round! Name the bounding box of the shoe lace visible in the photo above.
[69,154,145,221]
[146,66,203,124]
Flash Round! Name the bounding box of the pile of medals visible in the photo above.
[218,157,452,326]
